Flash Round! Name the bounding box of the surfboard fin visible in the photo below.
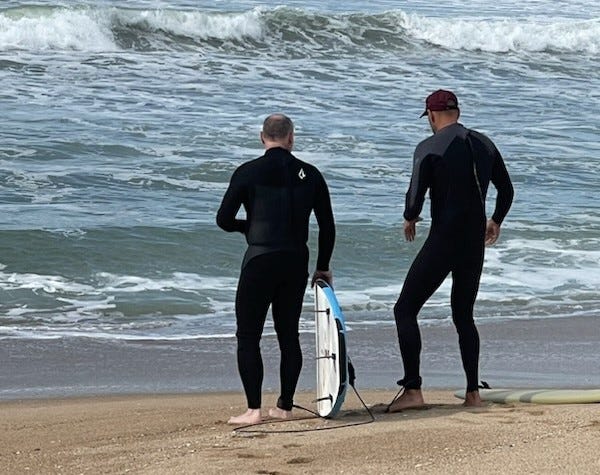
[348,358,356,387]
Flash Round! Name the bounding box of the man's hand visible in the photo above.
[485,219,501,245]
[311,270,333,288]
[404,218,421,242]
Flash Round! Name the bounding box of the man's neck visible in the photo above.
[264,142,291,152]
[434,121,459,133]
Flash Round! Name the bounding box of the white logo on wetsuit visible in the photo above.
[298,168,306,180]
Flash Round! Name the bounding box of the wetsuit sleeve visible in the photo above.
[216,169,247,233]
[489,149,514,225]
[313,173,335,271]
[403,152,432,221]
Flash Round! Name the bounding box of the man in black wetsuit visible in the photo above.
[216,114,335,425]
[389,90,514,412]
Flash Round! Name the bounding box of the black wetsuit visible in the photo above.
[217,146,335,410]
[395,123,513,392]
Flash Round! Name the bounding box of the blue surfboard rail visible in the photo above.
[316,279,349,418]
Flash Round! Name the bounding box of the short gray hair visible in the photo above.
[262,114,294,139]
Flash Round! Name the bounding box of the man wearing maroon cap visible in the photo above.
[389,90,514,411]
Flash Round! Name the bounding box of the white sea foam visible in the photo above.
[396,12,600,53]
[0,324,237,341]
[94,272,238,294]
[109,170,229,192]
[1,6,598,54]
[0,8,116,51]
[0,269,96,294]
[110,7,263,41]
[2,227,598,340]
[0,267,236,316]
[0,6,263,52]
[484,239,600,292]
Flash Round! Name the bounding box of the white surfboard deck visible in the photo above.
[455,388,600,404]
[314,280,348,418]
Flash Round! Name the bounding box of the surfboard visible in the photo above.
[454,388,600,404]
[314,279,348,418]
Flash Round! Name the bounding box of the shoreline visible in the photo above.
[1,314,598,401]
[2,389,600,474]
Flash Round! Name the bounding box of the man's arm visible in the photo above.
[404,153,431,222]
[312,173,335,286]
[403,152,431,241]
[486,149,514,245]
[216,169,247,233]
[489,150,514,225]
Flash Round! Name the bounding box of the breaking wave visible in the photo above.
[0,5,598,54]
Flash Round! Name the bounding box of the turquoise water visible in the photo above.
[1,1,599,341]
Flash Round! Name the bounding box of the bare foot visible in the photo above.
[227,408,262,425]
[387,389,426,413]
[463,390,484,407]
[268,407,292,419]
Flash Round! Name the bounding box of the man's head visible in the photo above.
[420,89,460,133]
[261,114,294,151]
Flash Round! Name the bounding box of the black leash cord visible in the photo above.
[233,384,375,435]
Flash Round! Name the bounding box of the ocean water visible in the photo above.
[1,0,599,344]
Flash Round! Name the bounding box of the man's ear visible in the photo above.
[260,132,265,144]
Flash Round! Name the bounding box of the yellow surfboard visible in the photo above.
[455,388,600,404]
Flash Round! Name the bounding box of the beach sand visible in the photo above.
[2,390,599,474]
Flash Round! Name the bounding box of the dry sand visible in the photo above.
[1,389,599,474]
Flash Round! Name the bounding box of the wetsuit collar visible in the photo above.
[265,146,292,155]
[435,122,463,134]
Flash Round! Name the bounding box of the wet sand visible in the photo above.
[1,315,598,399]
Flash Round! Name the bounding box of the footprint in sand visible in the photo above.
[287,457,313,464]
[238,453,261,459]
[586,420,600,430]
[526,409,546,416]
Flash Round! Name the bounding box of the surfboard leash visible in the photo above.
[385,379,493,412]
[384,377,423,412]
[232,362,375,435]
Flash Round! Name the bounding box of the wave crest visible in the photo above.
[397,12,600,53]
[0,6,264,52]
[0,6,116,51]
[0,6,598,54]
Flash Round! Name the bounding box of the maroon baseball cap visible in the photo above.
[420,89,459,117]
